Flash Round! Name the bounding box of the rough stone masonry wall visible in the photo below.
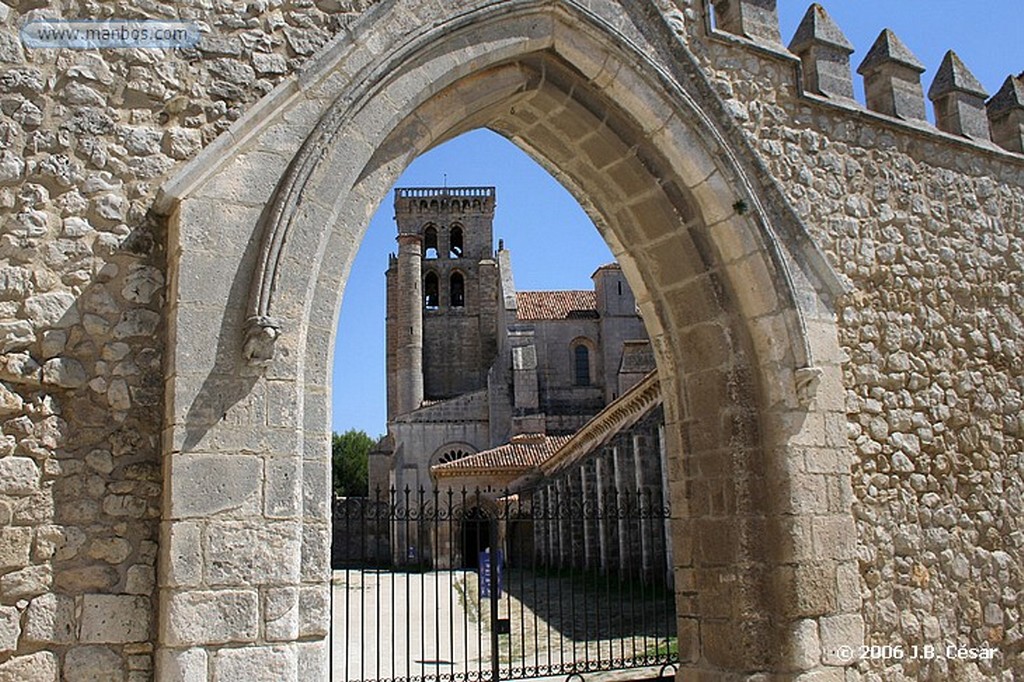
[0,0,366,678]
[694,19,1024,682]
[1,0,1022,679]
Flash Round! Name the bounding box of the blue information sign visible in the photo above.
[478,549,504,598]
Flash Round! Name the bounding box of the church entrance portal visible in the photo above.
[461,507,490,570]
[157,2,857,679]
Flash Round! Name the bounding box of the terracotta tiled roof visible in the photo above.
[433,434,574,474]
[516,291,597,320]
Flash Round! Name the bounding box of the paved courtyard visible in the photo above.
[331,568,676,682]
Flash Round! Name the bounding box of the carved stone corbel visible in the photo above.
[794,366,822,406]
[243,315,282,367]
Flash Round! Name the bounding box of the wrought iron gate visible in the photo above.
[332,487,677,682]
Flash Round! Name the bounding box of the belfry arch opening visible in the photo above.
[161,4,853,679]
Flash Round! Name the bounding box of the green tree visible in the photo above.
[332,429,374,498]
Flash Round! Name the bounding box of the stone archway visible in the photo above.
[156,1,859,679]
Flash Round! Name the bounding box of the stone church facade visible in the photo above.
[0,0,1022,680]
[372,185,651,504]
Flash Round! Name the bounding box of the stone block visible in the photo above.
[675,616,699,663]
[87,537,132,565]
[113,309,160,339]
[811,516,857,560]
[782,618,820,672]
[54,566,118,593]
[302,454,330,520]
[296,640,327,681]
[835,561,860,613]
[775,516,815,563]
[0,321,34,353]
[161,521,202,587]
[298,585,330,638]
[213,645,297,682]
[0,353,40,386]
[198,150,290,206]
[712,0,781,43]
[168,454,262,518]
[300,524,330,582]
[265,457,301,519]
[125,565,156,595]
[0,457,40,495]
[265,586,298,641]
[163,589,258,646]
[25,291,79,329]
[818,613,864,666]
[703,617,772,670]
[156,648,207,682]
[64,646,125,682]
[23,593,76,644]
[781,472,829,515]
[727,253,780,318]
[776,563,837,618]
[80,594,151,644]
[0,383,23,418]
[0,651,58,682]
[0,605,19,654]
[204,521,301,586]
[0,564,51,603]
[0,526,31,570]
[41,357,88,388]
[162,128,203,161]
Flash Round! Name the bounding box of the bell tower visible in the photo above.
[386,187,499,417]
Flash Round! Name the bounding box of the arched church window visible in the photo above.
[449,225,464,258]
[424,272,439,309]
[450,272,465,308]
[423,225,438,259]
[574,344,590,386]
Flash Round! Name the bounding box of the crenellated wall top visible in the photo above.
[697,0,1024,156]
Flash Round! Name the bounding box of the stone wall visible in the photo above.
[691,4,1024,679]
[0,0,363,678]
[0,0,1020,679]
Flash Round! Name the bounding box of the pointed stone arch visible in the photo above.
[156,1,859,679]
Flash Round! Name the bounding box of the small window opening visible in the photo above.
[424,272,439,309]
[574,344,590,386]
[617,281,622,295]
[424,226,438,259]
[449,225,464,259]
[450,272,465,308]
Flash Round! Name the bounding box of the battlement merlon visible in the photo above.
[394,186,497,216]
[702,1,1023,158]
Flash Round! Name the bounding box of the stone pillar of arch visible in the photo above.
[155,1,858,679]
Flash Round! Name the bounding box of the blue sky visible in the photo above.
[332,1,1024,437]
